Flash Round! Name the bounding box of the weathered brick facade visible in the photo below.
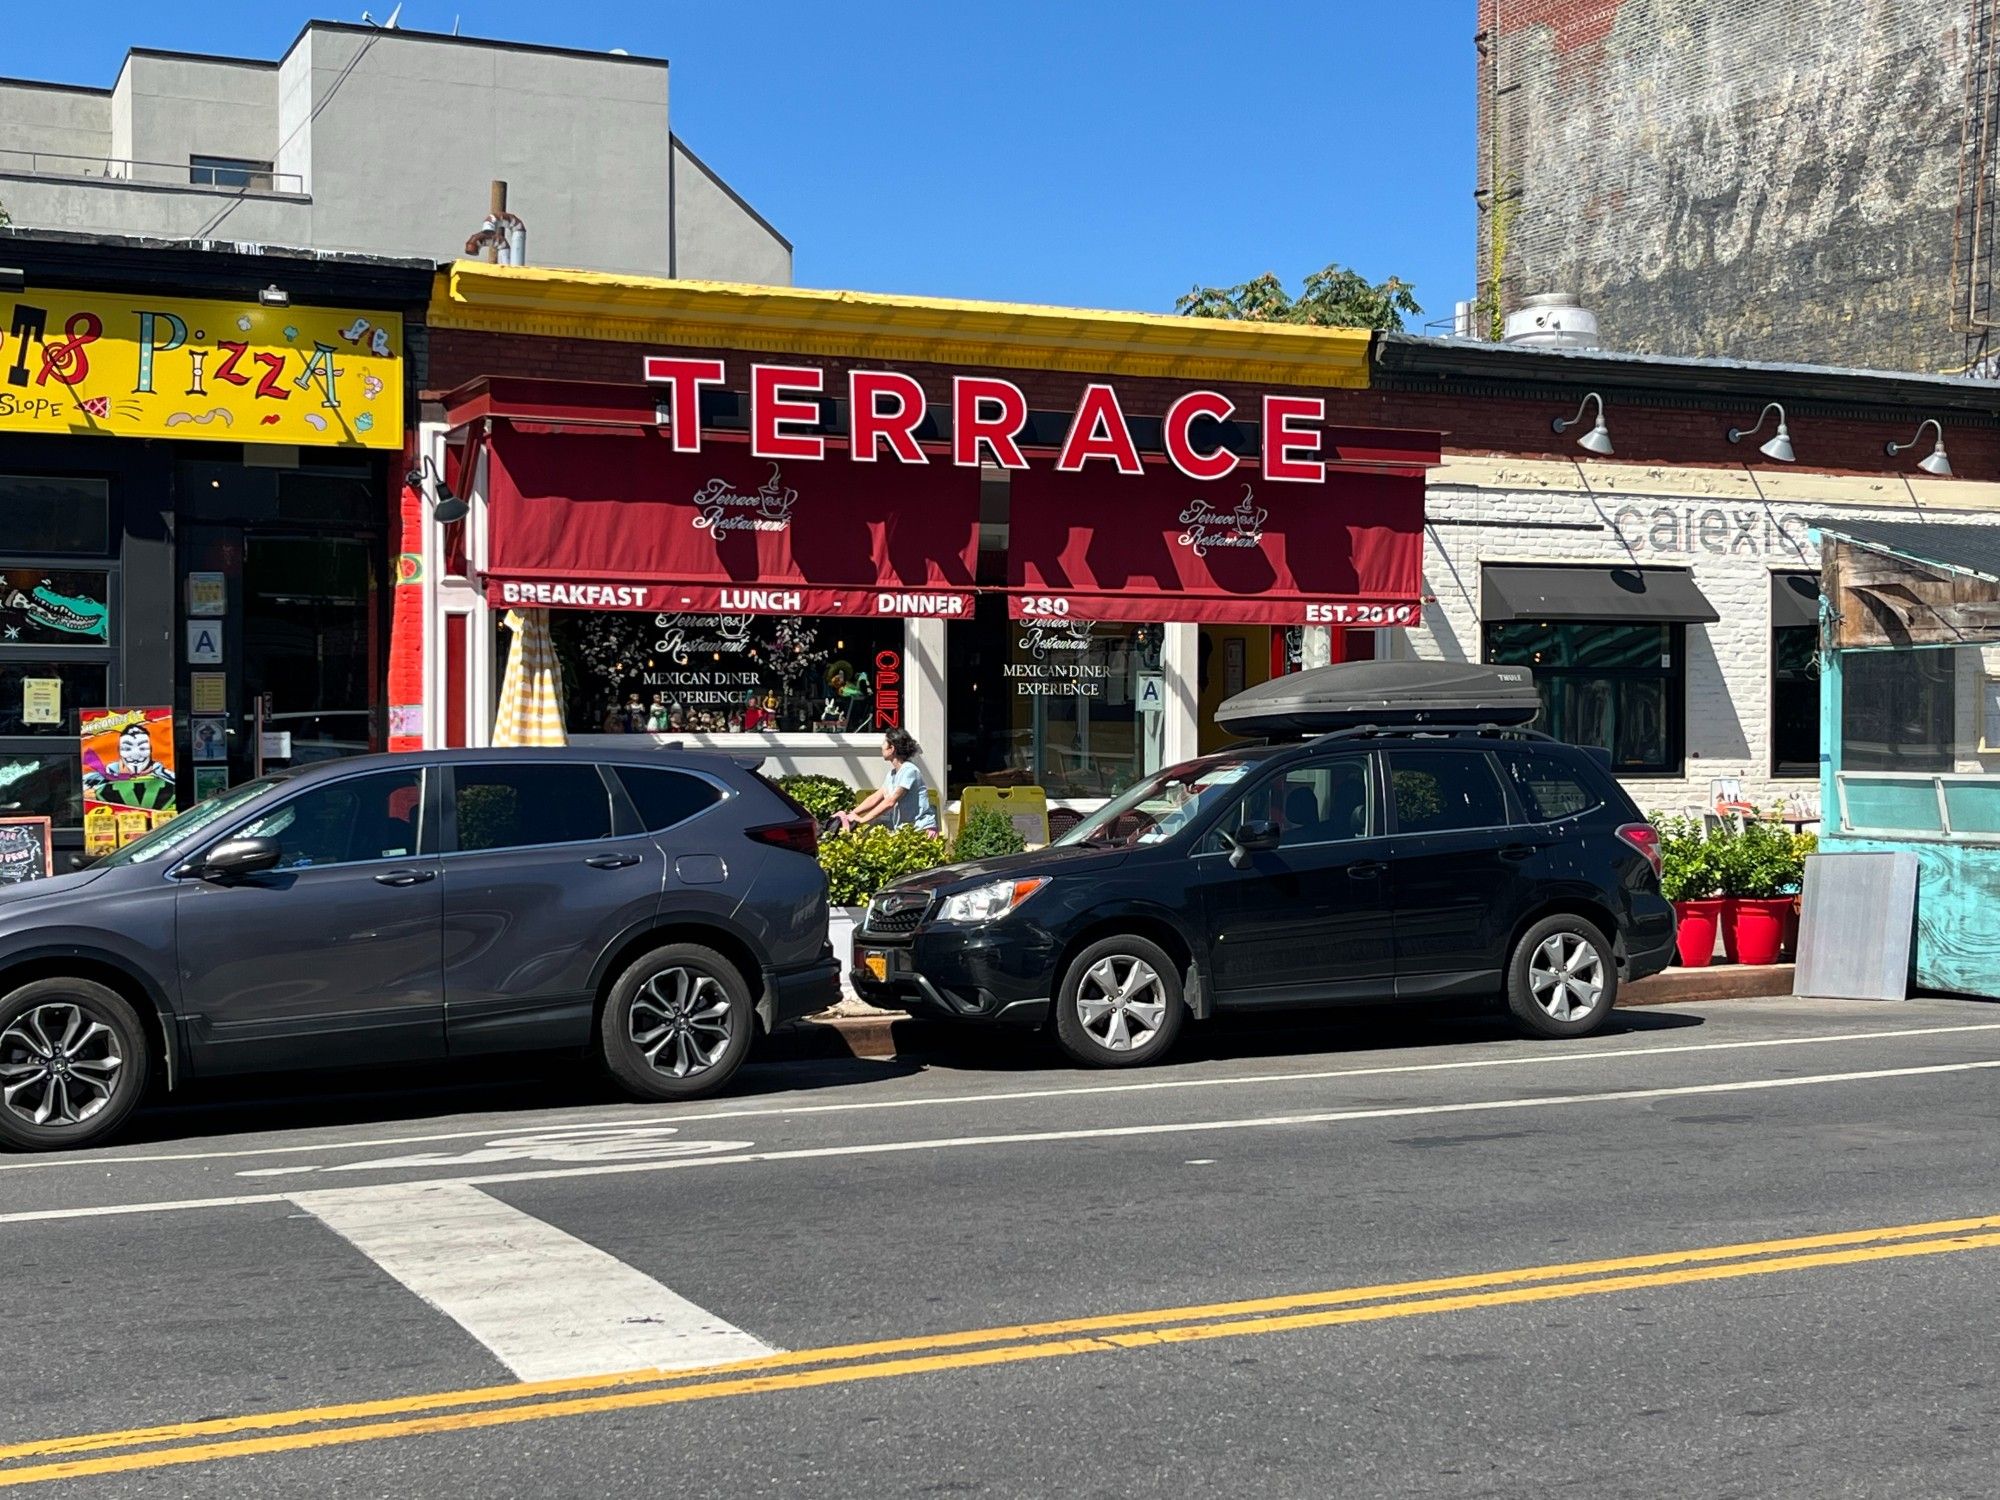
[1477,0,1972,372]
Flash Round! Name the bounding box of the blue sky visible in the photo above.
[7,1,1477,324]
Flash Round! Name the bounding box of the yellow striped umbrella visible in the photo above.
[493,608,568,747]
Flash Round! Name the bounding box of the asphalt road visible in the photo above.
[6,995,2000,1497]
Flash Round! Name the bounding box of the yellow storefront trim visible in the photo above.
[429,262,1374,388]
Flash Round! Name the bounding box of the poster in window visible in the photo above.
[194,766,230,804]
[80,706,176,847]
[21,678,60,727]
[0,570,109,645]
[191,717,227,762]
[186,572,226,617]
[190,673,226,716]
[0,817,52,884]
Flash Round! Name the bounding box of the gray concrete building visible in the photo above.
[0,21,791,284]
[1475,0,1972,374]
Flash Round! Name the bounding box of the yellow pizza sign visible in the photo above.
[0,289,403,449]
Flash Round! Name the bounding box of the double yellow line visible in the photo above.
[8,1211,2000,1488]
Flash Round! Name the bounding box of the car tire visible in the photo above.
[600,943,756,1101]
[1052,934,1186,1068]
[0,978,151,1153]
[1504,914,1619,1039]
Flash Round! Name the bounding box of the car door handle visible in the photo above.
[1347,861,1387,880]
[1499,845,1535,861]
[585,854,642,870]
[373,869,436,887]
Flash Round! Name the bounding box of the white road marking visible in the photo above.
[7,1018,1998,1173]
[292,1181,776,1381]
[4,1056,1999,1227]
[240,1126,755,1177]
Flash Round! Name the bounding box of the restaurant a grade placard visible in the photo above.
[0,290,403,450]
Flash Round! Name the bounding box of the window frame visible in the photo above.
[1482,619,1688,778]
[0,475,122,831]
[1770,570,1821,780]
[1494,745,1606,828]
[212,765,433,873]
[1383,746,1516,838]
[189,155,276,191]
[438,761,627,857]
[612,762,732,835]
[1193,751,1379,858]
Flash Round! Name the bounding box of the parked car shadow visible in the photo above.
[871,1002,1707,1075]
[117,1050,927,1149]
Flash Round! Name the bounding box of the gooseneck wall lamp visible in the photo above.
[407,454,469,524]
[1552,392,1614,455]
[1728,403,1796,463]
[1886,419,1952,477]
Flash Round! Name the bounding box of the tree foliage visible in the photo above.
[1175,262,1420,331]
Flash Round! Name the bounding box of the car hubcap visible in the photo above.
[0,1003,123,1128]
[1529,933,1604,1022]
[630,969,733,1079]
[1075,955,1166,1052]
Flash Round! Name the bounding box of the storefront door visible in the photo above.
[182,523,386,794]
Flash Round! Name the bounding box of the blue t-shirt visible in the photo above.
[884,761,936,831]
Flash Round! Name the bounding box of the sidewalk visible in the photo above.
[770,965,1798,1063]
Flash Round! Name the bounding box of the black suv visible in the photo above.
[852,727,1675,1066]
[0,748,837,1151]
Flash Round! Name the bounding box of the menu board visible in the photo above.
[0,817,52,885]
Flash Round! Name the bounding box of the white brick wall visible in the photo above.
[1395,464,2000,822]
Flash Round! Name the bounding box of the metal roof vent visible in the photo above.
[1502,293,1601,351]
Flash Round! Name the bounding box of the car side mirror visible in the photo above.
[68,853,96,873]
[1227,819,1282,868]
[193,836,282,881]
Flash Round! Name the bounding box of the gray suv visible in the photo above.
[0,748,837,1151]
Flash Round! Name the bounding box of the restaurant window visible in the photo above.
[0,476,110,555]
[1772,626,1821,779]
[1841,647,1957,772]
[947,596,1151,800]
[550,612,906,736]
[1484,621,1685,775]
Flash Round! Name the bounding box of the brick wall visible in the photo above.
[1478,0,1973,372]
[1413,475,2000,819]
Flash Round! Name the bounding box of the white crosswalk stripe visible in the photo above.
[292,1180,776,1380]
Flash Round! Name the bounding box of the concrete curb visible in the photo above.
[768,963,1798,1062]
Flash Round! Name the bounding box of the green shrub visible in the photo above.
[1653,813,1718,902]
[819,824,949,907]
[778,774,859,821]
[953,806,1027,861]
[1709,814,1802,899]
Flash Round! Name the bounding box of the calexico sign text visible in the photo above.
[643,357,1341,481]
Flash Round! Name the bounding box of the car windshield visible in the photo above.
[93,777,286,868]
[1051,760,1257,849]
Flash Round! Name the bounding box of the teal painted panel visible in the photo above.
[1822,834,2000,999]
[1843,779,1945,835]
[1944,781,2000,835]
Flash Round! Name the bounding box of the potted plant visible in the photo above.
[817,824,952,988]
[952,807,1027,862]
[1715,815,1795,966]
[1655,814,1723,967]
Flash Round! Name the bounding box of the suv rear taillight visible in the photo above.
[747,818,818,856]
[1616,822,1662,878]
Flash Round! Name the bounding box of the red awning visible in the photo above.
[1006,463,1426,625]
[482,427,980,618]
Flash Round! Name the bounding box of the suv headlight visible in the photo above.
[935,877,1049,925]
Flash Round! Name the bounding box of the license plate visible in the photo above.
[861,950,888,982]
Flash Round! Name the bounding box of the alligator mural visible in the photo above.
[3,582,108,641]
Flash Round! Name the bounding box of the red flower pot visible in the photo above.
[1723,898,1790,966]
[1673,899,1724,967]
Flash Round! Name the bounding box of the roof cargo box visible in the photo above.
[1216,661,1540,739]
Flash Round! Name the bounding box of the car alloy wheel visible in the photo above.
[1527,931,1605,1022]
[1074,954,1168,1052]
[0,1002,125,1129]
[629,967,734,1079]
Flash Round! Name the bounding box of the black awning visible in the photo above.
[1771,571,1821,630]
[1481,565,1721,624]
